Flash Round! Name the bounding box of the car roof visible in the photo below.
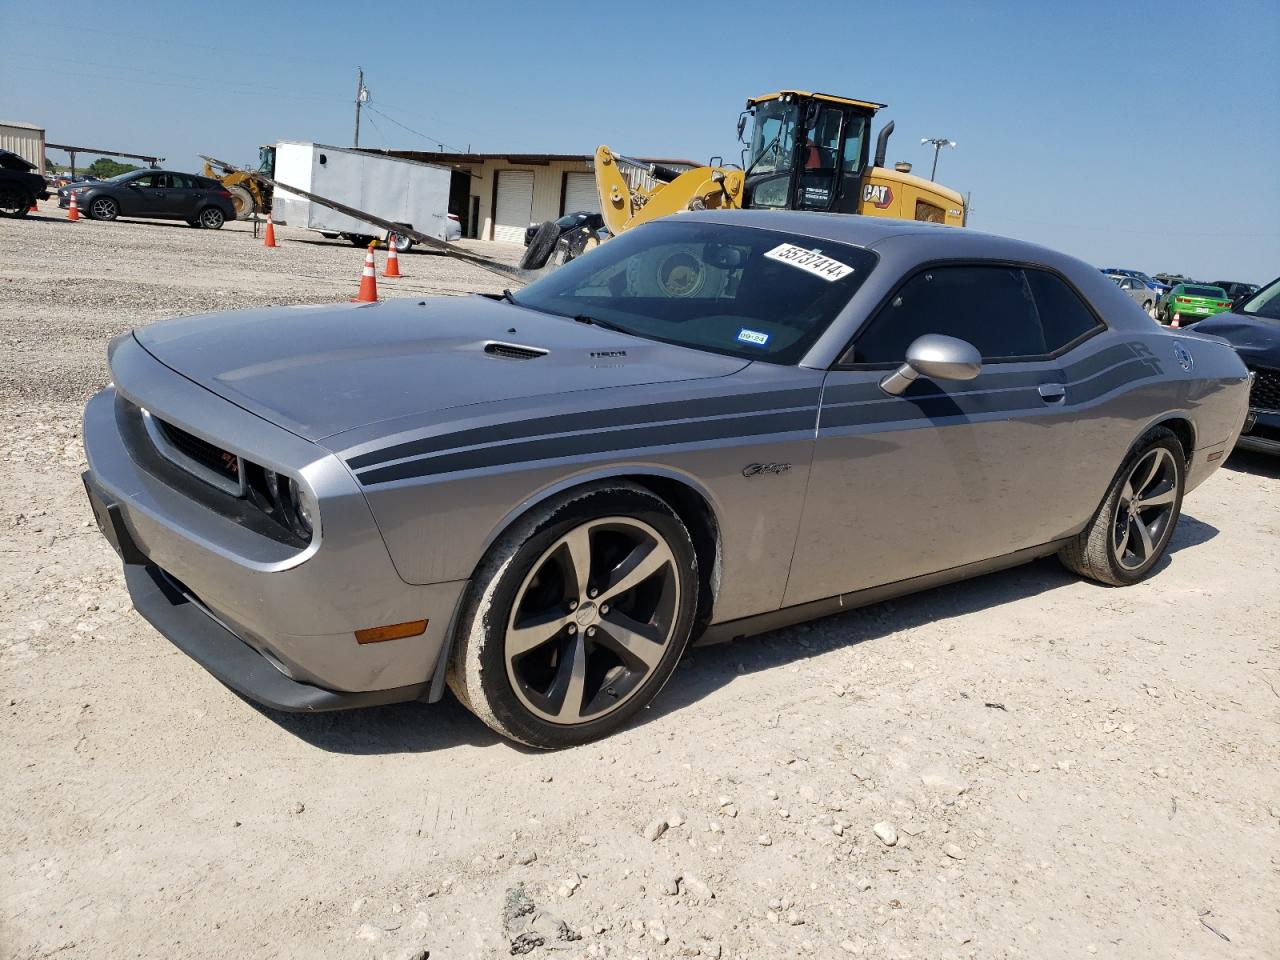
[678,208,1086,271]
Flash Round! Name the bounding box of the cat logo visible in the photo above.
[862,183,893,209]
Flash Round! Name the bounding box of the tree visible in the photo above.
[85,158,140,179]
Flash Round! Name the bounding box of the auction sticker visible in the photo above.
[763,243,854,281]
[737,328,770,346]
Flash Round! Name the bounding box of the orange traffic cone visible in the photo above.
[1170,314,1180,329]
[382,235,402,277]
[68,192,79,221]
[28,197,38,214]
[263,214,278,248]
[352,244,379,302]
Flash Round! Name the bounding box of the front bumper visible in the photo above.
[1238,408,1280,454]
[81,337,469,709]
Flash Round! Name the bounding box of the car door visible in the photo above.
[784,262,1105,606]
[160,173,197,219]
[121,171,164,216]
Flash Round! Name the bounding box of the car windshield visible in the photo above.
[100,171,141,184]
[511,219,877,364]
[1239,277,1280,321]
[1184,285,1226,298]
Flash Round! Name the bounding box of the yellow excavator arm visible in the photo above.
[594,146,746,236]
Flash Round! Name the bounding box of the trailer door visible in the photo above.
[493,170,534,242]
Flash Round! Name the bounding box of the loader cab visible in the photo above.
[740,91,883,214]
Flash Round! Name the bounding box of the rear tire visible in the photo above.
[1058,427,1185,586]
[448,482,698,748]
[520,220,560,270]
[0,185,30,217]
[197,206,225,229]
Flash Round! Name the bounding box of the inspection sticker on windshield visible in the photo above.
[737,328,770,346]
[764,243,855,281]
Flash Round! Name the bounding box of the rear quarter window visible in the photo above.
[1025,269,1104,351]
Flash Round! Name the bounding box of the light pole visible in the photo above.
[921,137,956,181]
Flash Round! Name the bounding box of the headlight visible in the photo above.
[287,477,317,535]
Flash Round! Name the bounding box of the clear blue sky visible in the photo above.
[3,0,1277,280]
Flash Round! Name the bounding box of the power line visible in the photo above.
[5,51,345,103]
[363,104,466,153]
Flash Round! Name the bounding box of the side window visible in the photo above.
[166,173,189,189]
[131,173,157,188]
[851,265,1045,364]
[1026,269,1103,351]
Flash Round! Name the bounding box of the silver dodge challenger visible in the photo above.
[82,211,1250,747]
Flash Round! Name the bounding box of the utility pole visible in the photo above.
[353,67,369,147]
[921,137,956,181]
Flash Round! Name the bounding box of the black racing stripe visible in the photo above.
[346,387,820,470]
[823,343,1140,406]
[1063,342,1142,381]
[820,386,1046,429]
[1067,357,1160,405]
[357,409,816,485]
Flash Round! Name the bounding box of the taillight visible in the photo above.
[216,189,232,198]
[1176,296,1190,303]
[1217,301,1229,307]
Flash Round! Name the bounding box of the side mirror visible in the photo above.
[736,113,748,143]
[879,334,982,396]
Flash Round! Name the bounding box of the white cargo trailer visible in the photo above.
[271,141,450,251]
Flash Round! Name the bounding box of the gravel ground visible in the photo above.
[2,203,1278,960]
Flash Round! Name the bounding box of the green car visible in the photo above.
[1157,283,1232,326]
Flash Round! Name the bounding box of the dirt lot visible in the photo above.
[2,203,1278,960]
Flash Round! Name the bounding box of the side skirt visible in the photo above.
[695,539,1071,646]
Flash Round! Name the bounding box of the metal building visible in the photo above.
[362,151,695,243]
[0,121,46,175]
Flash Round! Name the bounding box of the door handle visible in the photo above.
[1038,383,1066,403]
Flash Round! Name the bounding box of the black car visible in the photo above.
[523,210,606,247]
[1212,280,1261,305]
[0,149,50,217]
[62,170,236,229]
[1194,276,1280,454]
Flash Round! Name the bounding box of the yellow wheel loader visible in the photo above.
[522,90,964,269]
[201,146,277,220]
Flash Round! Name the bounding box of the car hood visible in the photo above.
[133,295,749,440]
[1191,312,1280,368]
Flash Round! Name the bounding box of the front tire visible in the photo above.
[89,196,118,221]
[1058,427,1185,586]
[448,482,698,748]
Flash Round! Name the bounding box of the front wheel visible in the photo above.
[197,206,225,229]
[1058,426,1185,586]
[448,482,698,748]
[89,196,118,221]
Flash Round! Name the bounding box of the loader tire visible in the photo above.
[227,184,255,220]
[520,221,560,270]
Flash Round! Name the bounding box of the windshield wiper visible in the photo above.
[573,314,633,335]
[500,288,518,304]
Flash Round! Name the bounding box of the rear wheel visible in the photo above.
[226,184,255,220]
[89,196,118,221]
[1058,427,1185,586]
[0,185,30,217]
[448,482,698,748]
[197,206,225,229]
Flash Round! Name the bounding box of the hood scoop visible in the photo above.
[484,341,547,361]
